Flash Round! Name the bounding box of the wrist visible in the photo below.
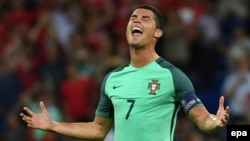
[49,120,58,132]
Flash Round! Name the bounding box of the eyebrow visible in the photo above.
[142,15,151,19]
[130,14,137,18]
[130,14,152,19]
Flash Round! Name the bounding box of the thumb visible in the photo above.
[39,101,48,113]
[217,96,225,113]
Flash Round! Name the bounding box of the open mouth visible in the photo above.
[132,27,143,36]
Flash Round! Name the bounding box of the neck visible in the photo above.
[129,45,159,68]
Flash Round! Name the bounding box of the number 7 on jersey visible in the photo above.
[126,99,135,119]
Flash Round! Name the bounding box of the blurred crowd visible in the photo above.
[0,0,249,141]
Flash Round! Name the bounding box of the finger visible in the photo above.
[20,113,32,121]
[20,113,32,120]
[225,106,230,114]
[23,107,35,117]
[224,114,229,121]
[21,116,33,125]
[218,96,225,112]
[220,118,228,125]
[27,123,36,128]
[20,113,34,127]
[23,118,32,124]
[40,101,48,113]
[20,113,26,118]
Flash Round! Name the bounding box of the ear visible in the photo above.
[154,29,163,39]
[154,29,163,38]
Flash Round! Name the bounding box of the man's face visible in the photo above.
[126,8,160,48]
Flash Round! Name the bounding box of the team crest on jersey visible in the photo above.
[148,80,160,95]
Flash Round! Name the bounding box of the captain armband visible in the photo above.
[180,92,204,114]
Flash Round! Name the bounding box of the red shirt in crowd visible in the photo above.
[60,76,99,121]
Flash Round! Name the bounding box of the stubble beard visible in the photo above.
[130,44,145,50]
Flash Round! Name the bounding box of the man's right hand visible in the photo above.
[20,101,114,140]
[20,101,54,131]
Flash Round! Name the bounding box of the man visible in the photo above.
[20,5,230,141]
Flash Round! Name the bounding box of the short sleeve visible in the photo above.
[95,75,114,118]
[170,67,204,113]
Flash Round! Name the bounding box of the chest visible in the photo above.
[106,70,175,104]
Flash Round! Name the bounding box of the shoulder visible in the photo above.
[156,57,187,78]
[102,64,129,83]
[110,64,129,73]
[155,57,175,69]
[156,57,194,92]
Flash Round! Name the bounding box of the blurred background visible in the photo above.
[0,0,249,141]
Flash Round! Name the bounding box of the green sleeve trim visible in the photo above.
[95,73,114,118]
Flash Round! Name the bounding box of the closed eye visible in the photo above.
[130,15,152,22]
[142,16,151,21]
[130,15,137,21]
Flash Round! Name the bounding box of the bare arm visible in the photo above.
[188,96,230,133]
[20,101,113,141]
[49,117,113,140]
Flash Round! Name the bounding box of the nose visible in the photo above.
[133,19,140,24]
[131,16,140,23]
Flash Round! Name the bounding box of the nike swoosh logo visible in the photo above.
[113,85,123,89]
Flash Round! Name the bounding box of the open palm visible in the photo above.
[20,101,54,131]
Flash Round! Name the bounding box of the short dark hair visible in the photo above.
[133,5,165,30]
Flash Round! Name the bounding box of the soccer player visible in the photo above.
[20,5,230,141]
